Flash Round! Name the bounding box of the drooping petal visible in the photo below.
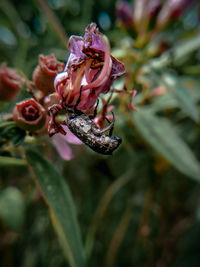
[52,134,74,161]
[61,125,82,145]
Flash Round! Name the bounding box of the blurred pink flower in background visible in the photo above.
[116,1,134,28]
[0,65,24,102]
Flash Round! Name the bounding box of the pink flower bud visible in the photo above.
[116,1,134,28]
[13,98,46,132]
[32,54,65,95]
[0,65,24,102]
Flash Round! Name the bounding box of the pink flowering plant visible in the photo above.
[55,23,125,111]
[0,1,200,267]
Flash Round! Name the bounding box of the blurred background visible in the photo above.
[0,0,200,266]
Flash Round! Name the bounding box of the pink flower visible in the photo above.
[54,23,125,111]
[0,65,24,102]
[52,125,82,161]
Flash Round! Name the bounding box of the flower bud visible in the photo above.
[13,98,46,132]
[116,1,134,28]
[32,54,65,95]
[0,65,24,102]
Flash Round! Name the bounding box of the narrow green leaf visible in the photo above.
[0,156,26,166]
[25,149,85,267]
[146,32,200,70]
[133,109,200,182]
[0,121,26,146]
[150,92,179,113]
[162,73,199,122]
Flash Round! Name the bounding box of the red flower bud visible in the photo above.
[32,54,65,95]
[13,98,46,132]
[0,65,24,102]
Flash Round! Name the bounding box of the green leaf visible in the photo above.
[162,73,199,122]
[133,109,200,182]
[25,149,85,267]
[0,156,26,166]
[146,32,200,70]
[150,92,179,113]
[0,187,25,230]
[0,121,26,146]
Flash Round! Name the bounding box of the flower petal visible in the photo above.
[52,134,74,161]
[61,125,82,145]
[84,23,105,52]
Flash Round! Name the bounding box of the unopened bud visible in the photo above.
[0,65,24,102]
[116,1,134,28]
[32,54,65,95]
[13,98,46,132]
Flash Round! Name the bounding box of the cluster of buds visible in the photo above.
[10,53,66,133]
[1,23,128,160]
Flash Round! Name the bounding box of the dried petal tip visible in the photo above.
[32,54,65,95]
[0,65,24,102]
[13,98,46,132]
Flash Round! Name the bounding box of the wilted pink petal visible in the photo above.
[61,125,82,145]
[52,134,74,161]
